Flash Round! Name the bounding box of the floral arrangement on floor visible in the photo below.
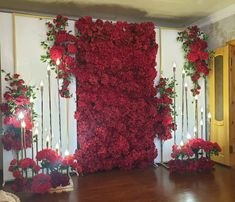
[0,71,36,151]
[169,138,221,173]
[41,14,78,98]
[177,26,211,96]
[8,149,81,193]
[154,77,177,141]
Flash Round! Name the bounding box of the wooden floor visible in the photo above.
[2,164,235,202]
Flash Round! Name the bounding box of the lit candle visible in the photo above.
[173,63,176,144]
[56,58,60,66]
[40,81,44,150]
[195,95,198,138]
[64,149,70,175]
[64,149,69,157]
[186,132,191,140]
[21,120,26,159]
[55,143,59,154]
[180,140,184,147]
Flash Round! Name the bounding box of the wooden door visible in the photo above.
[209,45,230,166]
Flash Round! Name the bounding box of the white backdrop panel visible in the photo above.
[14,15,77,178]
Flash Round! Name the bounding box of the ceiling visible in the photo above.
[0,0,235,26]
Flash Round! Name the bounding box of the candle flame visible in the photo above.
[18,112,24,120]
[200,120,203,125]
[173,62,176,68]
[208,112,211,119]
[195,95,198,100]
[201,107,204,113]
[55,143,59,150]
[46,135,50,142]
[64,149,69,156]
[21,120,26,128]
[35,128,39,135]
[180,140,184,146]
[187,132,191,140]
[184,83,188,88]
[56,58,60,65]
[40,81,44,88]
[182,69,185,75]
[193,126,197,132]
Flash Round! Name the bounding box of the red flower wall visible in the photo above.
[74,17,159,173]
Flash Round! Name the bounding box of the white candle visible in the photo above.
[180,140,184,147]
[18,112,24,120]
[40,81,44,89]
[64,149,69,157]
[56,58,60,66]
[186,132,191,140]
[55,143,59,154]
[208,112,211,120]
[21,120,26,159]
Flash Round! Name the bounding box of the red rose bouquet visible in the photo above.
[169,138,221,173]
[41,15,78,97]
[154,77,177,140]
[177,26,212,96]
[1,72,36,151]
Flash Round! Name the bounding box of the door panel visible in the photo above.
[209,46,230,166]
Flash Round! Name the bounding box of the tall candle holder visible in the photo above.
[185,83,189,133]
[201,107,204,139]
[47,66,53,147]
[181,69,185,144]
[173,62,177,144]
[208,112,212,141]
[40,81,44,150]
[30,96,34,161]
[18,112,24,160]
[56,59,63,153]
[195,95,199,138]
[35,128,39,165]
[21,121,26,159]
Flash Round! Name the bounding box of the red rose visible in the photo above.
[31,173,51,194]
[50,45,65,62]
[4,116,13,125]
[67,44,77,54]
[13,170,22,179]
[10,159,17,166]
[187,52,198,62]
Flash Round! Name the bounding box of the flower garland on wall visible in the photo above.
[177,26,211,96]
[169,138,221,173]
[73,17,159,172]
[155,77,177,141]
[1,72,36,151]
[41,15,78,97]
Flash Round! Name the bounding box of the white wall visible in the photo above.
[155,28,206,162]
[0,13,206,181]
